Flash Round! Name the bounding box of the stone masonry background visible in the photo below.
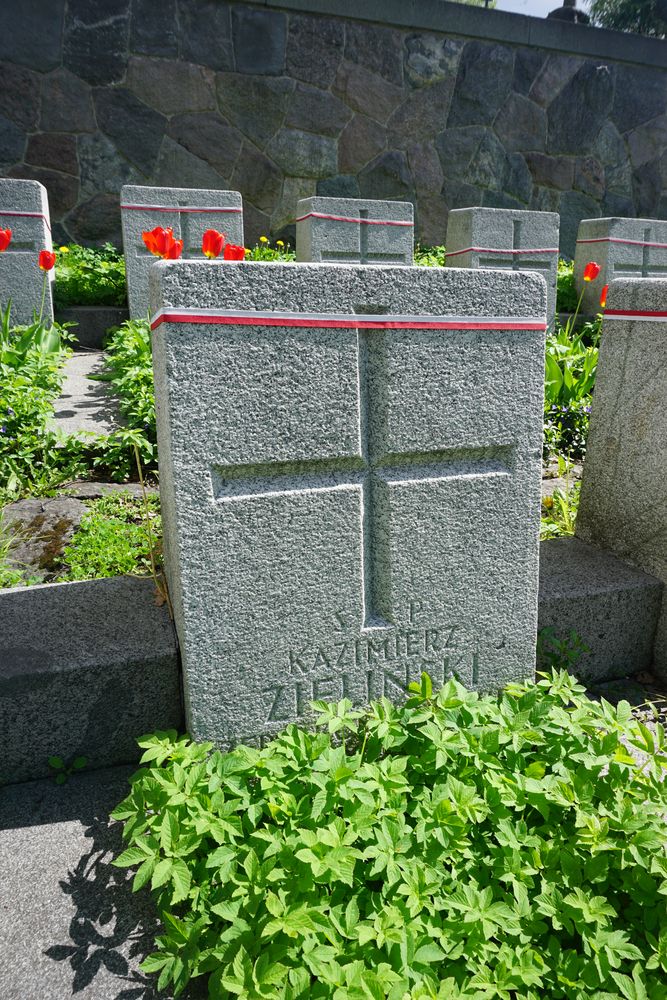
[1,0,665,255]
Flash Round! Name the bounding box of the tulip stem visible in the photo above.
[38,273,47,326]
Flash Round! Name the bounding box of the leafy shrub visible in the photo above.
[414,245,447,267]
[0,305,80,499]
[543,316,600,462]
[246,238,295,262]
[56,490,161,581]
[53,243,127,308]
[112,671,667,999]
[555,259,578,314]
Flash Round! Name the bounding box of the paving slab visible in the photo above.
[0,765,206,1000]
[50,350,123,437]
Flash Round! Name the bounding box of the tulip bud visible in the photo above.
[583,261,601,282]
[38,250,56,271]
[0,228,12,253]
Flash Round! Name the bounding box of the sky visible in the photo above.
[494,0,590,17]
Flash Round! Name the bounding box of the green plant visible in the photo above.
[53,243,127,308]
[48,754,88,785]
[112,671,667,999]
[414,245,447,267]
[0,303,80,498]
[543,315,600,463]
[555,259,578,314]
[0,514,41,587]
[589,0,667,35]
[55,490,161,581]
[245,237,295,262]
[540,456,581,539]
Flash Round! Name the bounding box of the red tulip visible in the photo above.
[0,228,11,252]
[142,226,181,259]
[38,249,56,271]
[202,229,225,259]
[599,283,609,309]
[223,243,246,261]
[166,238,183,260]
[583,261,601,282]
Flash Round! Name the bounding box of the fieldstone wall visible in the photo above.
[1,0,666,254]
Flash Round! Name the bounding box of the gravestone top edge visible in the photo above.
[149,259,547,319]
[578,216,667,229]
[297,196,414,220]
[448,206,560,223]
[605,276,667,312]
[121,184,243,205]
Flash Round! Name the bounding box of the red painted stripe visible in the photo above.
[446,246,559,258]
[577,236,667,250]
[151,310,546,332]
[605,309,667,318]
[121,204,242,214]
[0,210,51,232]
[295,212,413,227]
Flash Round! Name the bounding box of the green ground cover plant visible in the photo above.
[113,671,667,999]
[543,316,600,463]
[53,243,126,308]
[246,238,295,262]
[556,260,578,314]
[55,491,161,582]
[414,245,447,267]
[0,304,80,502]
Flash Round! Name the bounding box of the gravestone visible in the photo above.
[576,278,667,678]
[120,184,244,317]
[296,197,414,265]
[445,207,559,329]
[574,217,667,314]
[150,260,547,746]
[0,178,54,324]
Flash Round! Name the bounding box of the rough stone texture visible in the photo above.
[2,497,88,584]
[121,183,244,316]
[150,261,546,745]
[576,279,667,679]
[127,56,216,117]
[538,537,662,683]
[94,88,166,176]
[445,206,558,328]
[0,178,54,323]
[0,576,182,784]
[1,1,665,253]
[296,196,414,265]
[573,216,667,312]
[49,349,123,436]
[26,133,79,177]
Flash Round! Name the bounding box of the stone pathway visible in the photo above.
[49,349,123,437]
[0,765,205,1000]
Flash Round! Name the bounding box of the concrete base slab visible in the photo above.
[0,765,205,1000]
[0,576,183,785]
[49,350,123,437]
[538,537,663,683]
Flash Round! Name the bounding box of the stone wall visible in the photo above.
[2,0,666,254]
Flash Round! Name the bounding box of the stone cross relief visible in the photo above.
[319,209,408,265]
[211,306,513,632]
[478,220,552,276]
[612,227,667,279]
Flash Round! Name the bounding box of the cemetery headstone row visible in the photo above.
[0,178,54,325]
[574,217,667,314]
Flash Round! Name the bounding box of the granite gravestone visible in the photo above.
[150,261,547,746]
[121,185,244,317]
[296,197,414,265]
[576,278,667,678]
[574,217,667,314]
[445,207,559,329]
[0,179,54,324]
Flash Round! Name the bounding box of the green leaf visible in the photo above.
[170,859,191,904]
[151,858,172,889]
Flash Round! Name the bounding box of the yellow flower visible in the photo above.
[59,246,69,253]
[276,240,285,247]
[259,235,269,243]
[542,496,554,510]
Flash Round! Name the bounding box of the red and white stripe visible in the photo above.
[446,246,559,258]
[121,204,242,214]
[577,236,667,250]
[604,309,667,321]
[295,212,413,228]
[0,210,51,232]
[150,306,546,332]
